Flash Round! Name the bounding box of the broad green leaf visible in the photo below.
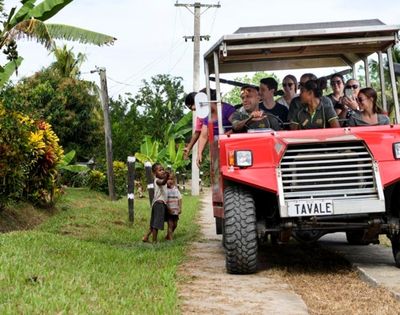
[13,19,53,49]
[167,137,176,162]
[134,152,153,164]
[151,141,159,159]
[163,122,173,142]
[0,57,23,88]
[173,127,192,140]
[58,149,76,167]
[140,136,153,156]
[9,0,36,27]
[46,24,116,46]
[173,111,192,132]
[29,0,73,21]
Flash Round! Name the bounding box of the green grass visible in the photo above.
[0,188,200,314]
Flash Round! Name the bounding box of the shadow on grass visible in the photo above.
[257,242,352,274]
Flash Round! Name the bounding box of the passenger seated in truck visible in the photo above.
[196,89,236,166]
[259,77,288,124]
[276,74,298,109]
[336,78,361,125]
[347,87,390,126]
[328,74,345,115]
[290,78,340,130]
[231,85,281,133]
[287,73,318,122]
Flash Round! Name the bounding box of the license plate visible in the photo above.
[287,199,334,217]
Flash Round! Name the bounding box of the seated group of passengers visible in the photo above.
[189,75,390,165]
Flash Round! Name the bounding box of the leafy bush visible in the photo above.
[113,161,128,198]
[87,170,107,193]
[0,105,64,207]
[86,161,130,199]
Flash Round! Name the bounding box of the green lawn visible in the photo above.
[0,188,200,314]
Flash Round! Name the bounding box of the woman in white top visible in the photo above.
[276,74,298,108]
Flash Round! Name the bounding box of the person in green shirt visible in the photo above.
[290,78,340,130]
[232,85,281,132]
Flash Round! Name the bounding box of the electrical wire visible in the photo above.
[168,44,189,73]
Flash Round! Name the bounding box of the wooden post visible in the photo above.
[176,171,180,190]
[199,171,203,192]
[127,156,136,223]
[182,173,186,192]
[145,162,154,206]
[97,67,116,200]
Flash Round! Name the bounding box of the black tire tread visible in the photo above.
[224,186,258,274]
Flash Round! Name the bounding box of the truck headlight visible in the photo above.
[394,143,400,159]
[235,150,253,167]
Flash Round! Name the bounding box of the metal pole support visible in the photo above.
[145,162,154,206]
[127,156,136,223]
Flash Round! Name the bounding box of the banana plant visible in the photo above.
[162,137,189,172]
[163,111,193,144]
[0,57,23,86]
[0,0,116,86]
[134,136,162,165]
[57,150,88,173]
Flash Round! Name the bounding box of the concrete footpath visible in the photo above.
[320,233,400,300]
[178,190,308,315]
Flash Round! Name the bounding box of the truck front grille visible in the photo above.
[280,141,379,200]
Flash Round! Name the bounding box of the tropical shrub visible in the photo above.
[1,70,104,160]
[87,161,128,199]
[0,105,64,207]
[87,170,107,194]
[113,161,128,198]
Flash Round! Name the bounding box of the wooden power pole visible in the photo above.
[92,66,116,201]
[175,1,220,196]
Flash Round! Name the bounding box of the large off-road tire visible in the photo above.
[223,186,258,274]
[390,234,400,268]
[346,230,369,245]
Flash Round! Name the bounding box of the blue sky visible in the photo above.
[3,0,400,98]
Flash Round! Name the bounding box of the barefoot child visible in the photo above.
[143,163,169,243]
[166,174,182,240]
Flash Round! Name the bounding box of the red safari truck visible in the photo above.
[202,19,400,274]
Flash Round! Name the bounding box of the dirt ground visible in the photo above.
[177,191,308,315]
[178,190,400,315]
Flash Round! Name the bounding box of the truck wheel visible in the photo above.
[224,186,258,274]
[346,231,368,245]
[390,235,400,268]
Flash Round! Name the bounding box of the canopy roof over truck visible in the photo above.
[204,19,400,74]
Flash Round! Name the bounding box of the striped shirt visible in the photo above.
[167,186,182,215]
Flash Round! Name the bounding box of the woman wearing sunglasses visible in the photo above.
[328,74,345,114]
[336,78,361,125]
[347,87,389,126]
[342,78,360,111]
[276,74,298,108]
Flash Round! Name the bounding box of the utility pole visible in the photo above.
[175,1,220,196]
[91,66,116,201]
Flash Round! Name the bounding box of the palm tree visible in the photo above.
[50,44,86,78]
[0,0,116,85]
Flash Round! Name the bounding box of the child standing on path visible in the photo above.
[166,174,182,240]
[142,163,169,243]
